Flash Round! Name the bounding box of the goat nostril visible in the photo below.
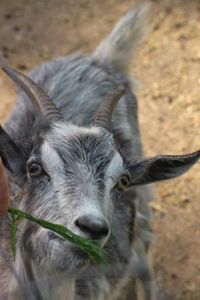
[75,216,109,240]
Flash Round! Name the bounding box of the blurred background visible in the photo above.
[0,0,199,299]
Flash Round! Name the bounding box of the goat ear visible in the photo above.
[127,150,200,185]
[0,125,26,179]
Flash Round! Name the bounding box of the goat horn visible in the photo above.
[1,65,63,122]
[94,88,125,131]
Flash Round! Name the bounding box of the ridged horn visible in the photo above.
[1,65,63,122]
[94,88,125,131]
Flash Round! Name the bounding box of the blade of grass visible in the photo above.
[10,217,17,260]
[8,208,106,264]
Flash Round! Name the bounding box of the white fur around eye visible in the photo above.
[41,141,64,173]
[104,152,124,189]
[106,153,124,178]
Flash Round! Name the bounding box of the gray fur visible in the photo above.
[94,4,149,71]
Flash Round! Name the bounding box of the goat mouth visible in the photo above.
[48,232,89,257]
[70,246,89,260]
[48,231,89,264]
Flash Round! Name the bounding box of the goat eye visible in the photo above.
[28,162,42,177]
[116,175,130,191]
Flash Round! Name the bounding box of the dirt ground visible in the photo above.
[0,0,199,299]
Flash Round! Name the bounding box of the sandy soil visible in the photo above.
[0,0,199,299]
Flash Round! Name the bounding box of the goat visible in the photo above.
[0,5,199,300]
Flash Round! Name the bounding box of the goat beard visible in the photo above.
[21,227,91,274]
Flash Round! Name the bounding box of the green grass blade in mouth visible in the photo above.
[8,208,106,264]
[10,217,17,261]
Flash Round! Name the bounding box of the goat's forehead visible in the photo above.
[44,122,114,149]
[40,122,116,168]
[48,122,103,141]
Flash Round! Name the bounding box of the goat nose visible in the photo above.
[75,215,109,240]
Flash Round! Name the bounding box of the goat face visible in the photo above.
[3,119,200,274]
[0,66,199,274]
[18,122,123,272]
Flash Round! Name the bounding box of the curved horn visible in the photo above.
[94,88,125,131]
[1,65,63,122]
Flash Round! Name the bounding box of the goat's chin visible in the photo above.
[49,241,89,273]
[23,227,90,274]
[31,236,90,274]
